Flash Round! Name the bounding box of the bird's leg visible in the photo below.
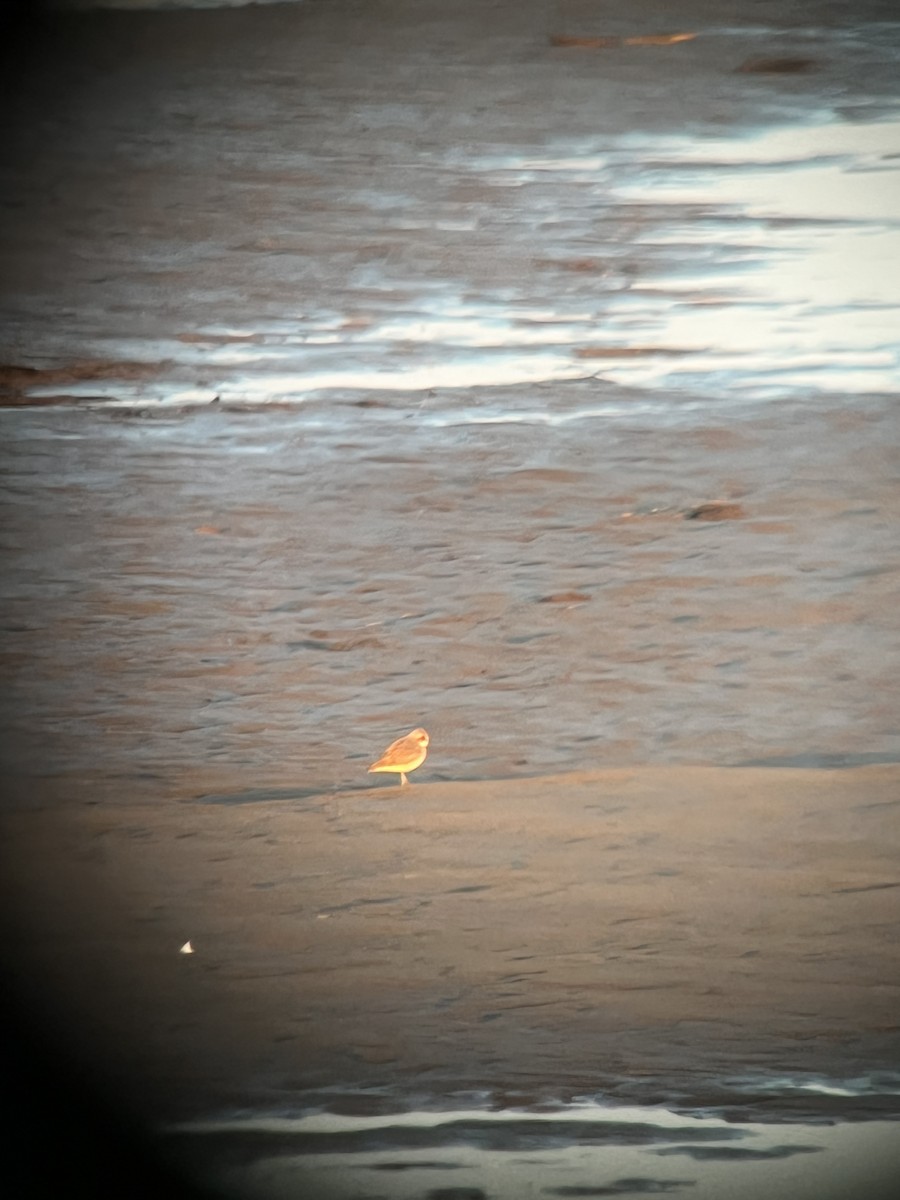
[400,772,408,786]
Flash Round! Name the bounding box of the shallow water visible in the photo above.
[10,109,900,408]
[165,1091,900,1200]
[3,3,900,411]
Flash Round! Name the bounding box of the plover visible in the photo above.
[368,727,429,786]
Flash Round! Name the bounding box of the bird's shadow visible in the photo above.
[190,782,402,807]
[194,787,338,806]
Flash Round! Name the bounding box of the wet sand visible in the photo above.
[2,400,899,788]
[2,760,900,1124]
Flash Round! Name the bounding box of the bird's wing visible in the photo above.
[377,736,417,765]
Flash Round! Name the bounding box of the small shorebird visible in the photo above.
[368,728,429,786]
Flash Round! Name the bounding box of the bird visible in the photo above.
[368,727,429,786]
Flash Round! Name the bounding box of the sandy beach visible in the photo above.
[2,759,900,1128]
